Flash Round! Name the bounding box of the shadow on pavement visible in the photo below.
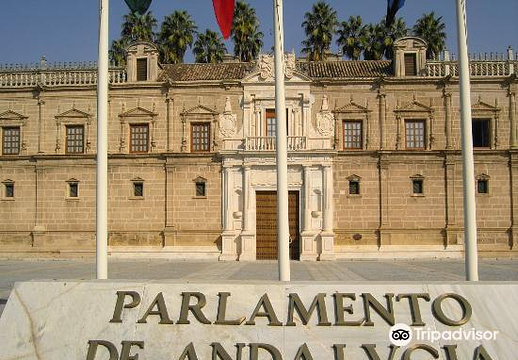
[0,299,6,305]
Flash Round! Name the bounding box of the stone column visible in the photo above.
[166,97,173,152]
[444,91,453,150]
[378,90,386,150]
[509,153,518,250]
[163,161,176,247]
[509,88,517,149]
[220,166,238,261]
[37,98,45,153]
[32,165,46,247]
[319,165,335,260]
[300,166,317,261]
[240,166,255,261]
[444,155,462,247]
[378,155,390,248]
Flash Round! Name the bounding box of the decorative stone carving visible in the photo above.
[316,95,334,136]
[259,54,274,80]
[219,97,237,138]
[285,52,296,79]
[258,53,296,80]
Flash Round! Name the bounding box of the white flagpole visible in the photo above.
[455,0,479,281]
[96,0,109,279]
[273,0,290,281]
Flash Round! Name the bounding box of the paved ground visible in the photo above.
[0,258,517,316]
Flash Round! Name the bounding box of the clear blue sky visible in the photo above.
[0,0,516,64]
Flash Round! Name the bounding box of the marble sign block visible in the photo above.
[0,281,517,359]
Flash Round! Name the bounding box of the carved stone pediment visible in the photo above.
[472,98,500,113]
[119,106,157,118]
[181,104,218,116]
[334,100,370,114]
[395,99,433,114]
[0,110,28,122]
[55,108,91,119]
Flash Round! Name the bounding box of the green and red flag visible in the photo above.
[386,0,405,26]
[212,0,235,39]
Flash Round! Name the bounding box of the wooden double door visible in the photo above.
[256,191,300,260]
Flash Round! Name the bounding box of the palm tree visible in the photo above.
[121,11,157,43]
[231,1,263,62]
[382,18,408,60]
[413,12,446,59]
[158,10,198,64]
[193,29,227,63]
[109,39,128,66]
[361,23,386,60]
[301,1,338,61]
[110,11,157,66]
[336,16,365,60]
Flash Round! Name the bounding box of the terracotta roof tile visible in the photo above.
[160,63,251,82]
[296,60,392,78]
[159,59,393,82]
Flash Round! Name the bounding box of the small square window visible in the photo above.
[5,183,14,198]
[349,180,360,195]
[478,179,489,194]
[196,182,206,197]
[133,182,144,197]
[69,183,79,198]
[412,179,424,195]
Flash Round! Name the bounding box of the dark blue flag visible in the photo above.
[386,0,405,26]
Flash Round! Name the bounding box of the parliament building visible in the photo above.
[1,37,517,260]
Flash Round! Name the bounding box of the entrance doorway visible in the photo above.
[256,191,300,260]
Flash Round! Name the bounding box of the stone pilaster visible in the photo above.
[220,166,238,261]
[444,155,461,247]
[378,89,386,150]
[37,98,45,153]
[300,166,317,261]
[239,166,255,261]
[31,165,46,247]
[163,162,176,247]
[509,153,518,249]
[444,90,453,150]
[319,165,335,260]
[509,87,517,149]
[166,96,173,152]
[378,155,389,248]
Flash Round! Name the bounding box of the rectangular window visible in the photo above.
[405,120,426,149]
[266,109,276,137]
[133,182,144,197]
[477,179,489,194]
[412,179,424,195]
[68,183,79,198]
[66,125,84,154]
[136,58,148,81]
[472,119,490,148]
[349,180,360,195]
[5,183,14,198]
[191,123,211,152]
[265,108,289,137]
[130,124,149,153]
[195,182,206,197]
[2,127,20,155]
[344,121,363,149]
[404,53,417,76]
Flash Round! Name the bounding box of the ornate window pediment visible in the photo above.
[181,104,219,117]
[118,106,157,153]
[54,107,91,154]
[119,106,157,119]
[394,99,434,114]
[0,110,28,124]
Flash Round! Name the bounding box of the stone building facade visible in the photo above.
[1,38,517,259]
